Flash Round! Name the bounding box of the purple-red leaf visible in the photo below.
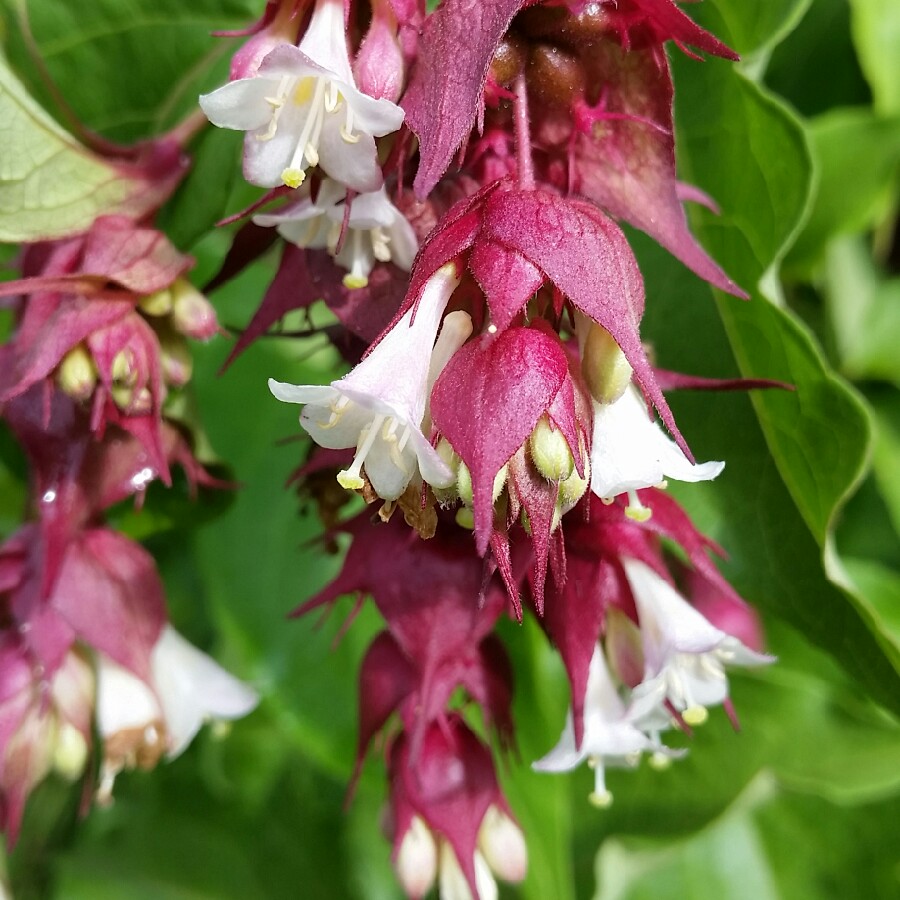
[469,238,544,332]
[483,190,692,459]
[431,325,569,553]
[403,0,526,196]
[52,529,165,681]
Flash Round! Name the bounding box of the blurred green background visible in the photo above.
[1,0,898,897]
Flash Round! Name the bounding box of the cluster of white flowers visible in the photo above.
[200,0,415,288]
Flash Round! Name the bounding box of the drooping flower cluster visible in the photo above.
[0,114,258,841]
[197,1,785,898]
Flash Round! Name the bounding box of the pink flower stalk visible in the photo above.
[269,264,467,500]
[0,217,213,478]
[389,718,526,900]
[253,177,418,288]
[200,0,405,192]
[297,515,515,765]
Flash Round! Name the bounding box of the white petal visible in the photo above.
[199,77,275,130]
[622,558,730,656]
[151,626,258,759]
[345,187,396,229]
[361,432,414,500]
[269,380,338,406]
[317,115,383,193]
[531,715,587,774]
[95,658,161,738]
[590,385,723,499]
[387,213,420,272]
[301,400,374,450]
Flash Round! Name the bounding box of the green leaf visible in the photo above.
[667,45,900,708]
[690,0,811,66]
[0,50,169,241]
[849,0,900,115]
[0,0,259,141]
[155,127,243,251]
[593,779,780,900]
[592,781,900,900]
[785,110,900,276]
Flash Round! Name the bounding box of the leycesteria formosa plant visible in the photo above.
[0,0,813,897]
[193,1,783,898]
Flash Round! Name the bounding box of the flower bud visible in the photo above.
[557,453,589,513]
[394,816,438,899]
[529,415,574,481]
[111,384,155,415]
[57,344,97,400]
[170,278,218,340]
[138,287,173,317]
[455,506,475,530]
[111,348,137,387]
[581,323,633,405]
[53,721,89,781]
[477,806,528,884]
[457,461,508,507]
[432,438,461,504]
[159,331,193,388]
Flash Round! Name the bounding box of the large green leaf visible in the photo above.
[0,0,258,140]
[849,0,900,115]
[785,110,900,276]
[591,781,900,900]
[0,50,172,241]
[667,38,900,707]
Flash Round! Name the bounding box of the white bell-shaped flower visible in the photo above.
[269,265,470,500]
[200,0,404,192]
[253,178,418,288]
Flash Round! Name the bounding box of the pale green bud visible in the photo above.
[581,323,633,404]
[458,460,507,508]
[170,278,217,340]
[53,722,89,781]
[111,348,137,387]
[432,438,461,504]
[557,454,590,513]
[529,415,574,481]
[160,332,193,387]
[138,287,173,317]
[57,345,97,400]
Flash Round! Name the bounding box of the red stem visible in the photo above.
[513,72,535,191]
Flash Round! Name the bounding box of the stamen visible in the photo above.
[370,227,391,262]
[342,230,369,289]
[624,490,652,521]
[325,81,341,112]
[683,705,709,726]
[337,413,385,489]
[282,77,327,187]
[258,75,292,141]
[340,105,359,143]
[588,760,613,808]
